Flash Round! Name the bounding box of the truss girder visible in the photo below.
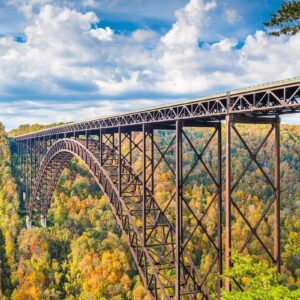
[14,80,300,141]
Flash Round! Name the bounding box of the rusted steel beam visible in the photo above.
[225,115,232,292]
[274,118,281,273]
[217,121,223,297]
[224,115,282,293]
[175,120,183,299]
[118,127,122,196]
[14,78,300,140]
[142,124,147,248]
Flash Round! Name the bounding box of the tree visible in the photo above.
[1,122,300,298]
[264,1,300,36]
[221,253,300,300]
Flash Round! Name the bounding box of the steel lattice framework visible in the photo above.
[14,77,300,299]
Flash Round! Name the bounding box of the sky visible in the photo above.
[0,0,299,130]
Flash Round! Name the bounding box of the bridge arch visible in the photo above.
[29,139,98,220]
[28,138,172,299]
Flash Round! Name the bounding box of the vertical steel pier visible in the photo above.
[225,115,281,291]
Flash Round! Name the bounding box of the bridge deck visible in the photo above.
[15,77,300,140]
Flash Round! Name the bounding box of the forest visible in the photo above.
[0,121,299,299]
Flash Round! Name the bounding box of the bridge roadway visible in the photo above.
[14,77,300,299]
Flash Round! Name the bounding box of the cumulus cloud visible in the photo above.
[211,38,238,51]
[90,27,114,41]
[0,0,300,129]
[7,0,55,18]
[82,0,96,7]
[131,30,158,43]
[1,5,105,96]
[161,0,217,48]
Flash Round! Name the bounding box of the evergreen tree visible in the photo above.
[264,1,300,36]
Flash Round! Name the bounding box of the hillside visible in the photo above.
[9,123,67,138]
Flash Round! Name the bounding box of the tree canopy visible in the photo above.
[264,1,300,36]
[0,122,299,299]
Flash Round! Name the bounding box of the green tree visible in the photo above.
[264,1,300,36]
[221,253,300,300]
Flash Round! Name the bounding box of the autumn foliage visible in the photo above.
[0,122,299,299]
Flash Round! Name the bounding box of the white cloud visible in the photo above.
[82,0,96,7]
[161,0,217,48]
[1,0,300,129]
[0,5,104,92]
[90,27,114,41]
[131,29,158,43]
[211,38,237,51]
[224,8,241,25]
[7,0,53,18]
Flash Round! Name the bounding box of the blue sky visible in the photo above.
[0,0,299,129]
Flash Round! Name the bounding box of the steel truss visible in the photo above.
[225,115,280,291]
[14,78,299,140]
[15,117,283,299]
[14,78,300,299]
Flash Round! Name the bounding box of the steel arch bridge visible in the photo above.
[14,77,300,299]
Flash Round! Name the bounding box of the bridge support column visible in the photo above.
[33,140,37,182]
[99,128,102,166]
[217,121,223,297]
[30,139,33,203]
[175,120,183,299]
[19,141,23,183]
[19,142,27,213]
[25,139,30,212]
[43,136,47,156]
[274,119,281,273]
[129,131,133,168]
[118,127,122,196]
[142,124,147,248]
[41,216,47,228]
[225,115,232,292]
[141,124,154,251]
[26,216,32,229]
[225,115,281,291]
